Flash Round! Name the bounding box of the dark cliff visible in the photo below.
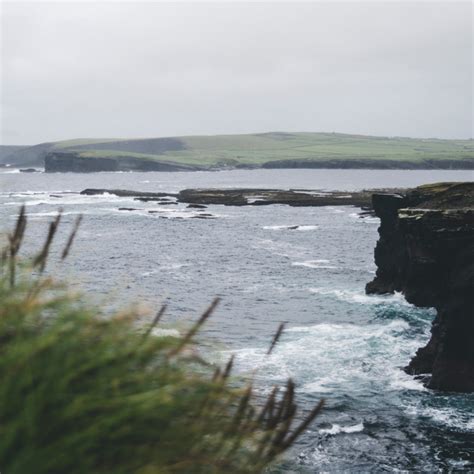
[44,152,201,172]
[366,182,474,392]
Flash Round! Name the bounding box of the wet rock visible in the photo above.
[176,188,405,207]
[81,188,176,198]
[190,213,216,219]
[366,182,474,392]
[80,187,406,209]
[134,197,175,202]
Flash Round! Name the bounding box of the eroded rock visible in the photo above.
[366,182,474,392]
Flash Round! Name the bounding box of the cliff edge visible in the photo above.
[44,152,201,172]
[366,182,474,392]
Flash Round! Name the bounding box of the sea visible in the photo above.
[1,169,473,472]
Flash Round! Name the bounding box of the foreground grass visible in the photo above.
[0,208,323,473]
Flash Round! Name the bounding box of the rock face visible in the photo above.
[261,158,474,170]
[366,182,474,392]
[45,152,201,172]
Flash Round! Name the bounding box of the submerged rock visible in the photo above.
[366,182,474,392]
[190,213,216,219]
[134,197,175,202]
[81,189,176,198]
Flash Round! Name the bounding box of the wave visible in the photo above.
[152,328,180,338]
[309,287,412,306]
[319,422,364,435]
[25,211,92,218]
[4,193,138,207]
[404,404,474,432]
[134,209,220,220]
[292,260,339,269]
[349,212,379,224]
[224,318,427,398]
[302,379,333,393]
[389,370,427,392]
[141,263,189,276]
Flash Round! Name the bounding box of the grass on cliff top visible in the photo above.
[54,132,473,167]
[0,208,323,474]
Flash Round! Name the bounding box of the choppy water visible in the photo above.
[1,169,473,472]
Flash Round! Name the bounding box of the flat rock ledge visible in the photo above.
[366,182,474,392]
[81,187,405,208]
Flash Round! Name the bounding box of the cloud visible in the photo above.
[1,1,472,144]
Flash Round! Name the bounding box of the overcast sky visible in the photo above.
[1,1,472,144]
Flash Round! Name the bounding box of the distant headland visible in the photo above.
[1,132,473,171]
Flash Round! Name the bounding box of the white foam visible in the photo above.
[389,371,428,392]
[5,193,137,207]
[224,318,425,396]
[292,260,338,269]
[309,287,412,306]
[152,328,180,338]
[25,211,89,218]
[405,405,474,432]
[142,263,189,276]
[348,212,379,224]
[302,379,332,393]
[319,422,364,435]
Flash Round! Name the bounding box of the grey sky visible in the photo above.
[1,1,472,145]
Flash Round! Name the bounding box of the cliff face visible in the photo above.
[261,158,474,170]
[366,182,474,392]
[44,152,200,172]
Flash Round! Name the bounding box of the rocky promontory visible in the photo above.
[45,152,202,172]
[366,182,474,392]
[81,187,406,208]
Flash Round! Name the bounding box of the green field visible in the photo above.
[52,132,474,167]
[2,132,473,168]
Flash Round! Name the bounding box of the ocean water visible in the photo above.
[1,169,473,472]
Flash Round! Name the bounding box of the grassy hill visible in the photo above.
[2,132,473,170]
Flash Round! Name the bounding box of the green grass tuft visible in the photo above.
[0,209,323,473]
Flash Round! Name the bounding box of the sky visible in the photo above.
[0,1,472,145]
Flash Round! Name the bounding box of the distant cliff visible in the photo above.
[5,132,474,170]
[366,182,474,392]
[44,152,201,172]
[261,158,474,169]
